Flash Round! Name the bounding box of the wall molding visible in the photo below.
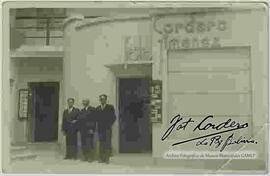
[75,15,151,31]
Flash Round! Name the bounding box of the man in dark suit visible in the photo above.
[62,98,80,159]
[78,98,96,162]
[96,94,116,164]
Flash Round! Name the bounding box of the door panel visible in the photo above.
[119,78,152,153]
[167,47,252,143]
[29,82,59,142]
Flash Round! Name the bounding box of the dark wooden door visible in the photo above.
[29,82,59,142]
[119,78,152,153]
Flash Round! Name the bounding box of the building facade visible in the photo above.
[2,3,268,172]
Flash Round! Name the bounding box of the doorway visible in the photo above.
[119,78,152,153]
[28,82,59,142]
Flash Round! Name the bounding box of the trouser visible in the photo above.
[65,131,78,159]
[80,131,95,161]
[109,128,113,156]
[98,128,112,162]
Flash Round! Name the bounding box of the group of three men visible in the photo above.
[62,94,116,164]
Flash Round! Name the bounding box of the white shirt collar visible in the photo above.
[101,104,106,110]
[68,107,73,112]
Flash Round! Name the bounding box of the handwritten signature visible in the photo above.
[196,133,257,152]
[161,114,257,151]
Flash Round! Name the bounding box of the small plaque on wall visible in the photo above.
[18,89,29,120]
[150,80,162,123]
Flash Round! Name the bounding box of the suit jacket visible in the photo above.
[62,107,80,133]
[78,106,96,133]
[96,104,116,130]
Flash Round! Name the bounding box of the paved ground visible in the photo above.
[7,143,265,174]
[9,159,212,174]
[8,145,209,174]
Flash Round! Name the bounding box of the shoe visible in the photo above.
[98,160,103,163]
[81,158,87,161]
[104,157,110,164]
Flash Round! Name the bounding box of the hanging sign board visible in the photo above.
[18,89,29,120]
[150,80,162,123]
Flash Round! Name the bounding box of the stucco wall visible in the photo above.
[152,6,268,170]
[63,17,152,152]
[10,58,63,143]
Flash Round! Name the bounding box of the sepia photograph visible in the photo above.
[0,0,269,174]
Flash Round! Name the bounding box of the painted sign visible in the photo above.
[159,36,221,50]
[154,18,227,35]
[124,35,152,62]
[153,14,228,50]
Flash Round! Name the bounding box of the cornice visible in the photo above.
[75,15,151,31]
[63,15,84,29]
